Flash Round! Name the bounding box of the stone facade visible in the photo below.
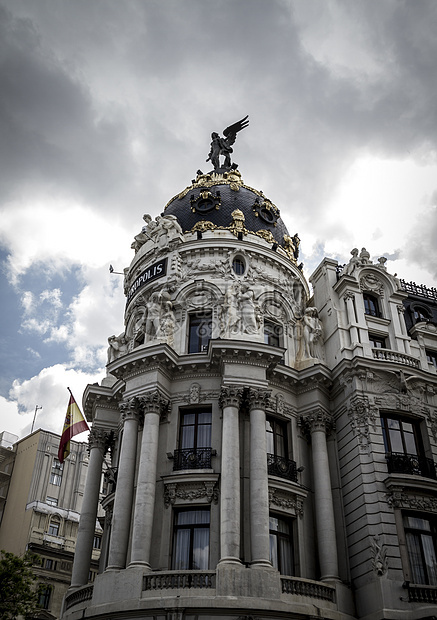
[62,171,437,620]
[0,430,103,619]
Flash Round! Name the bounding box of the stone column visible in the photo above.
[218,386,243,564]
[248,388,272,568]
[397,304,411,354]
[301,409,339,581]
[70,428,108,588]
[129,391,169,568]
[344,292,359,345]
[106,398,140,570]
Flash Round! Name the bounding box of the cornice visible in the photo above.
[83,380,125,422]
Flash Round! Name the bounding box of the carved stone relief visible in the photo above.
[268,488,304,517]
[370,535,388,576]
[348,396,378,453]
[164,481,219,508]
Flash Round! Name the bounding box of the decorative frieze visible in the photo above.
[268,488,304,517]
[164,481,219,508]
[348,396,377,453]
[370,535,388,576]
[360,273,384,296]
[386,490,437,512]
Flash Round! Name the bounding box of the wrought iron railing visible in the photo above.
[173,447,212,471]
[405,582,437,603]
[281,576,335,602]
[143,571,216,590]
[400,279,437,301]
[267,453,298,482]
[372,348,420,368]
[386,452,437,479]
[64,584,94,610]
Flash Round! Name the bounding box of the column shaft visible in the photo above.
[107,412,138,569]
[311,428,339,581]
[130,410,160,567]
[219,391,242,564]
[249,405,271,567]
[70,432,105,588]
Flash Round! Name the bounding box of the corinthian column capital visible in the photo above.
[246,387,272,411]
[138,389,170,416]
[87,427,112,454]
[219,386,244,409]
[119,396,141,423]
[300,408,335,435]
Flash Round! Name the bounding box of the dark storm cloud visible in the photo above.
[0,4,135,208]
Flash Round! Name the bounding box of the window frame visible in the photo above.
[381,413,423,457]
[269,513,295,576]
[48,520,60,537]
[264,320,283,348]
[171,508,210,571]
[37,585,52,610]
[369,333,387,349]
[363,292,382,318]
[50,459,63,487]
[188,311,213,354]
[426,349,437,369]
[174,407,212,470]
[403,513,437,585]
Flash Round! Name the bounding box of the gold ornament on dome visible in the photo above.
[255,229,275,244]
[190,220,217,233]
[283,234,300,264]
[229,209,248,237]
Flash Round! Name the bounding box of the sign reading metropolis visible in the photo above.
[126,258,167,305]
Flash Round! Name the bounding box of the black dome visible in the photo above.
[163,169,290,248]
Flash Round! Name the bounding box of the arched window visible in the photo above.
[363,293,382,318]
[413,306,430,323]
[232,256,245,275]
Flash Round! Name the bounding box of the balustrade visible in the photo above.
[143,571,216,590]
[372,348,420,368]
[386,452,437,479]
[281,576,335,602]
[267,453,298,482]
[173,447,212,470]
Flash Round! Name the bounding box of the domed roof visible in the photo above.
[164,168,293,251]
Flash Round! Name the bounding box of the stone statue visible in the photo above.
[107,333,128,364]
[206,116,249,170]
[302,307,323,360]
[145,292,162,338]
[156,300,176,346]
[238,283,259,334]
[342,248,360,276]
[221,285,240,336]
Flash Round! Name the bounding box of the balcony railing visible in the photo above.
[400,279,437,301]
[372,348,420,368]
[405,583,437,604]
[143,571,216,591]
[281,576,335,602]
[267,453,298,482]
[173,447,212,471]
[386,452,437,480]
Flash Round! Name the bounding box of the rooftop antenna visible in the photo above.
[31,405,42,433]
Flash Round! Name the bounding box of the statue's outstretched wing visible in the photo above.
[222,115,249,146]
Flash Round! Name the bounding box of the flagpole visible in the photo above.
[31,405,42,434]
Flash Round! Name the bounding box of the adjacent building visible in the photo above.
[61,149,437,620]
[0,429,103,619]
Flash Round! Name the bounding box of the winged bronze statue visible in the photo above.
[206,115,249,170]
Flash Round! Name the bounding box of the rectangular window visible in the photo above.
[174,408,212,470]
[264,321,282,347]
[269,515,294,576]
[380,414,435,479]
[48,522,60,536]
[50,459,63,486]
[266,417,297,481]
[426,350,437,368]
[404,514,437,585]
[363,293,382,318]
[44,558,56,570]
[172,509,210,570]
[188,312,212,353]
[37,585,52,609]
[93,535,102,549]
[46,497,58,507]
[369,333,386,348]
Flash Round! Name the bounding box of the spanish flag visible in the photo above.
[58,389,90,463]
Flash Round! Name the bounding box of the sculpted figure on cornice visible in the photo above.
[220,281,261,336]
[107,333,128,364]
[341,248,360,277]
[131,213,183,254]
[296,307,324,361]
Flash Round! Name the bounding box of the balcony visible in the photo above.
[372,348,420,368]
[144,570,216,591]
[281,576,335,602]
[386,452,437,480]
[173,447,212,471]
[404,582,437,604]
[267,453,298,482]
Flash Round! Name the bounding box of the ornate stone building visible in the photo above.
[62,142,437,620]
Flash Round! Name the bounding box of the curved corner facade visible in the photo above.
[62,171,437,620]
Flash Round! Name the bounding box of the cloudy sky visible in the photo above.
[1,0,436,442]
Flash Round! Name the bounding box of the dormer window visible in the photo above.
[413,306,431,323]
[363,293,382,318]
